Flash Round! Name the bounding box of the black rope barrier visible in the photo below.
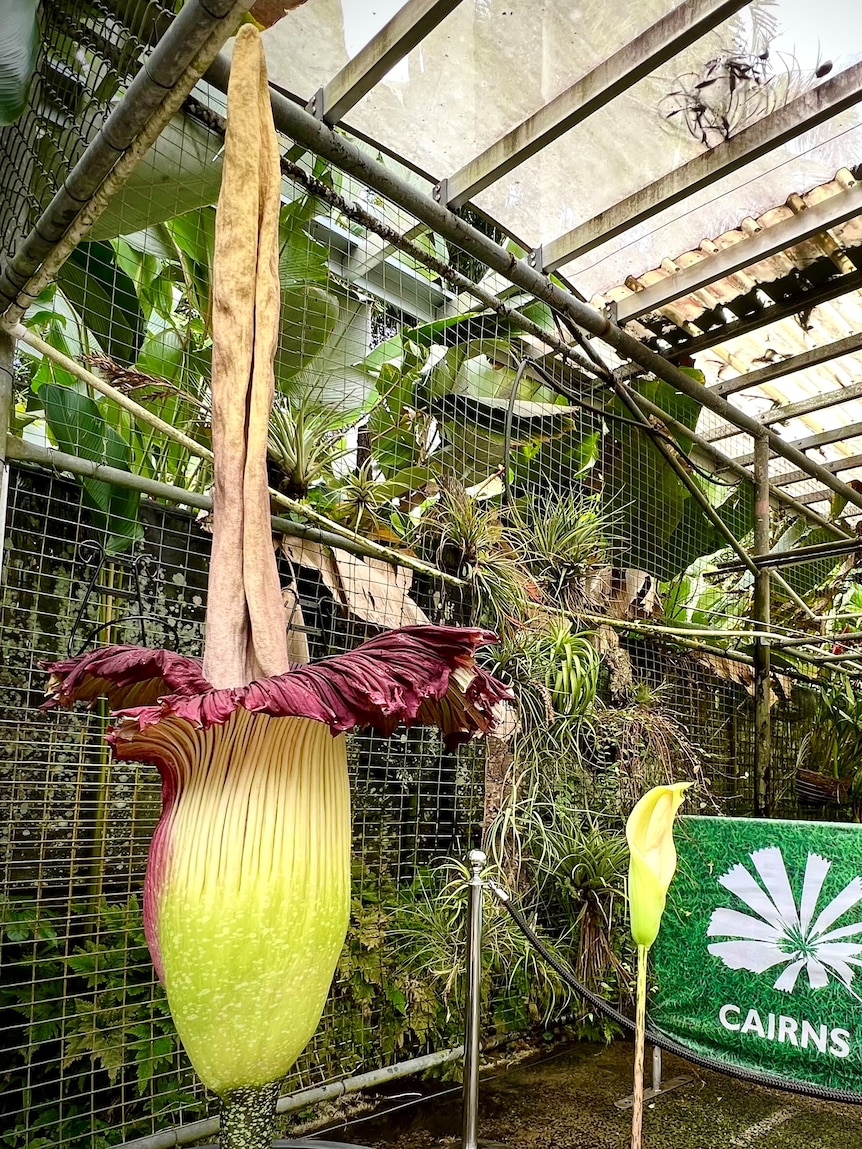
[487,881,862,1106]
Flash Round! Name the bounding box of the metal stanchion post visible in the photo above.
[462,849,486,1149]
[652,1046,662,1094]
[616,1042,691,1110]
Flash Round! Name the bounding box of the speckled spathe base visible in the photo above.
[219,1082,279,1149]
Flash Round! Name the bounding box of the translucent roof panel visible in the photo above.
[567,115,862,297]
[263,0,862,292]
[264,0,688,179]
[474,0,862,265]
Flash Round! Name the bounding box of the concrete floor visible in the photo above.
[345,1040,862,1149]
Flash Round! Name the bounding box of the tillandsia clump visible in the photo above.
[44,26,511,1149]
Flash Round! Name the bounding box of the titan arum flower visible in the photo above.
[625,782,690,1149]
[44,26,511,1149]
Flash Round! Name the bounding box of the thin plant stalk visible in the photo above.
[631,943,648,1149]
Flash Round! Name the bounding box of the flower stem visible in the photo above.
[219,1082,279,1149]
[631,943,648,1149]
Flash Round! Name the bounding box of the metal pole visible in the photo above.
[117,1045,465,1149]
[202,58,862,519]
[651,1046,662,1093]
[4,434,464,578]
[0,327,14,589]
[462,848,486,1149]
[614,381,850,541]
[277,144,845,544]
[612,381,760,578]
[0,328,13,461]
[753,436,772,818]
[0,0,247,322]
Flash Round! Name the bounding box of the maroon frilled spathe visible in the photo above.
[44,625,512,749]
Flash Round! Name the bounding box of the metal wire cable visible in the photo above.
[487,881,862,1107]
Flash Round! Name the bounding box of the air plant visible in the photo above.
[44,27,510,1149]
[267,390,356,498]
[508,492,615,611]
[412,482,532,632]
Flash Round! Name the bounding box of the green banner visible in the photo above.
[651,815,862,1095]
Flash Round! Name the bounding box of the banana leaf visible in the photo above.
[601,374,753,580]
[771,520,840,597]
[283,291,372,411]
[41,382,141,552]
[88,113,224,240]
[55,241,145,367]
[0,0,40,126]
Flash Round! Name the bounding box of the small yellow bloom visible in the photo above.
[626,783,691,949]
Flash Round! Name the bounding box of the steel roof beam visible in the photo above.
[615,181,862,324]
[707,378,862,443]
[439,0,749,209]
[792,483,862,506]
[770,454,862,487]
[0,0,246,322]
[712,331,862,398]
[210,69,862,520]
[623,382,849,537]
[734,423,862,467]
[539,62,862,272]
[634,267,862,360]
[346,221,429,280]
[308,0,463,126]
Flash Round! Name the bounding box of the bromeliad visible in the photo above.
[44,26,511,1149]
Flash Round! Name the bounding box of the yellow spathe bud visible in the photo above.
[626,782,691,949]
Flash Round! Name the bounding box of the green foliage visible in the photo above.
[56,243,146,367]
[509,493,615,610]
[39,382,141,552]
[603,373,755,581]
[325,861,575,1067]
[1,865,578,1145]
[771,519,841,598]
[797,676,862,812]
[410,484,530,631]
[0,897,196,1148]
[325,866,449,1066]
[268,392,356,497]
[0,0,40,126]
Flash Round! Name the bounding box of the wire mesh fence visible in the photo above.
[1,6,859,1146]
[0,465,490,1146]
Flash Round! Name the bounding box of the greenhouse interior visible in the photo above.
[5,1,862,1146]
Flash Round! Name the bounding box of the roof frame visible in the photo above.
[643,265,862,358]
[307,0,463,126]
[438,0,749,209]
[615,180,862,324]
[735,422,862,467]
[792,481,862,506]
[773,453,862,488]
[538,61,862,273]
[219,71,862,523]
[710,330,862,399]
[707,378,862,444]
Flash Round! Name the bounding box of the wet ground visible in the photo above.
[323,1040,862,1149]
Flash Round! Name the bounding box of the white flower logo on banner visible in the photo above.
[707,847,862,995]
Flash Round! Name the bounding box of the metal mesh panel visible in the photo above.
[0,0,176,258]
[0,464,487,1144]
